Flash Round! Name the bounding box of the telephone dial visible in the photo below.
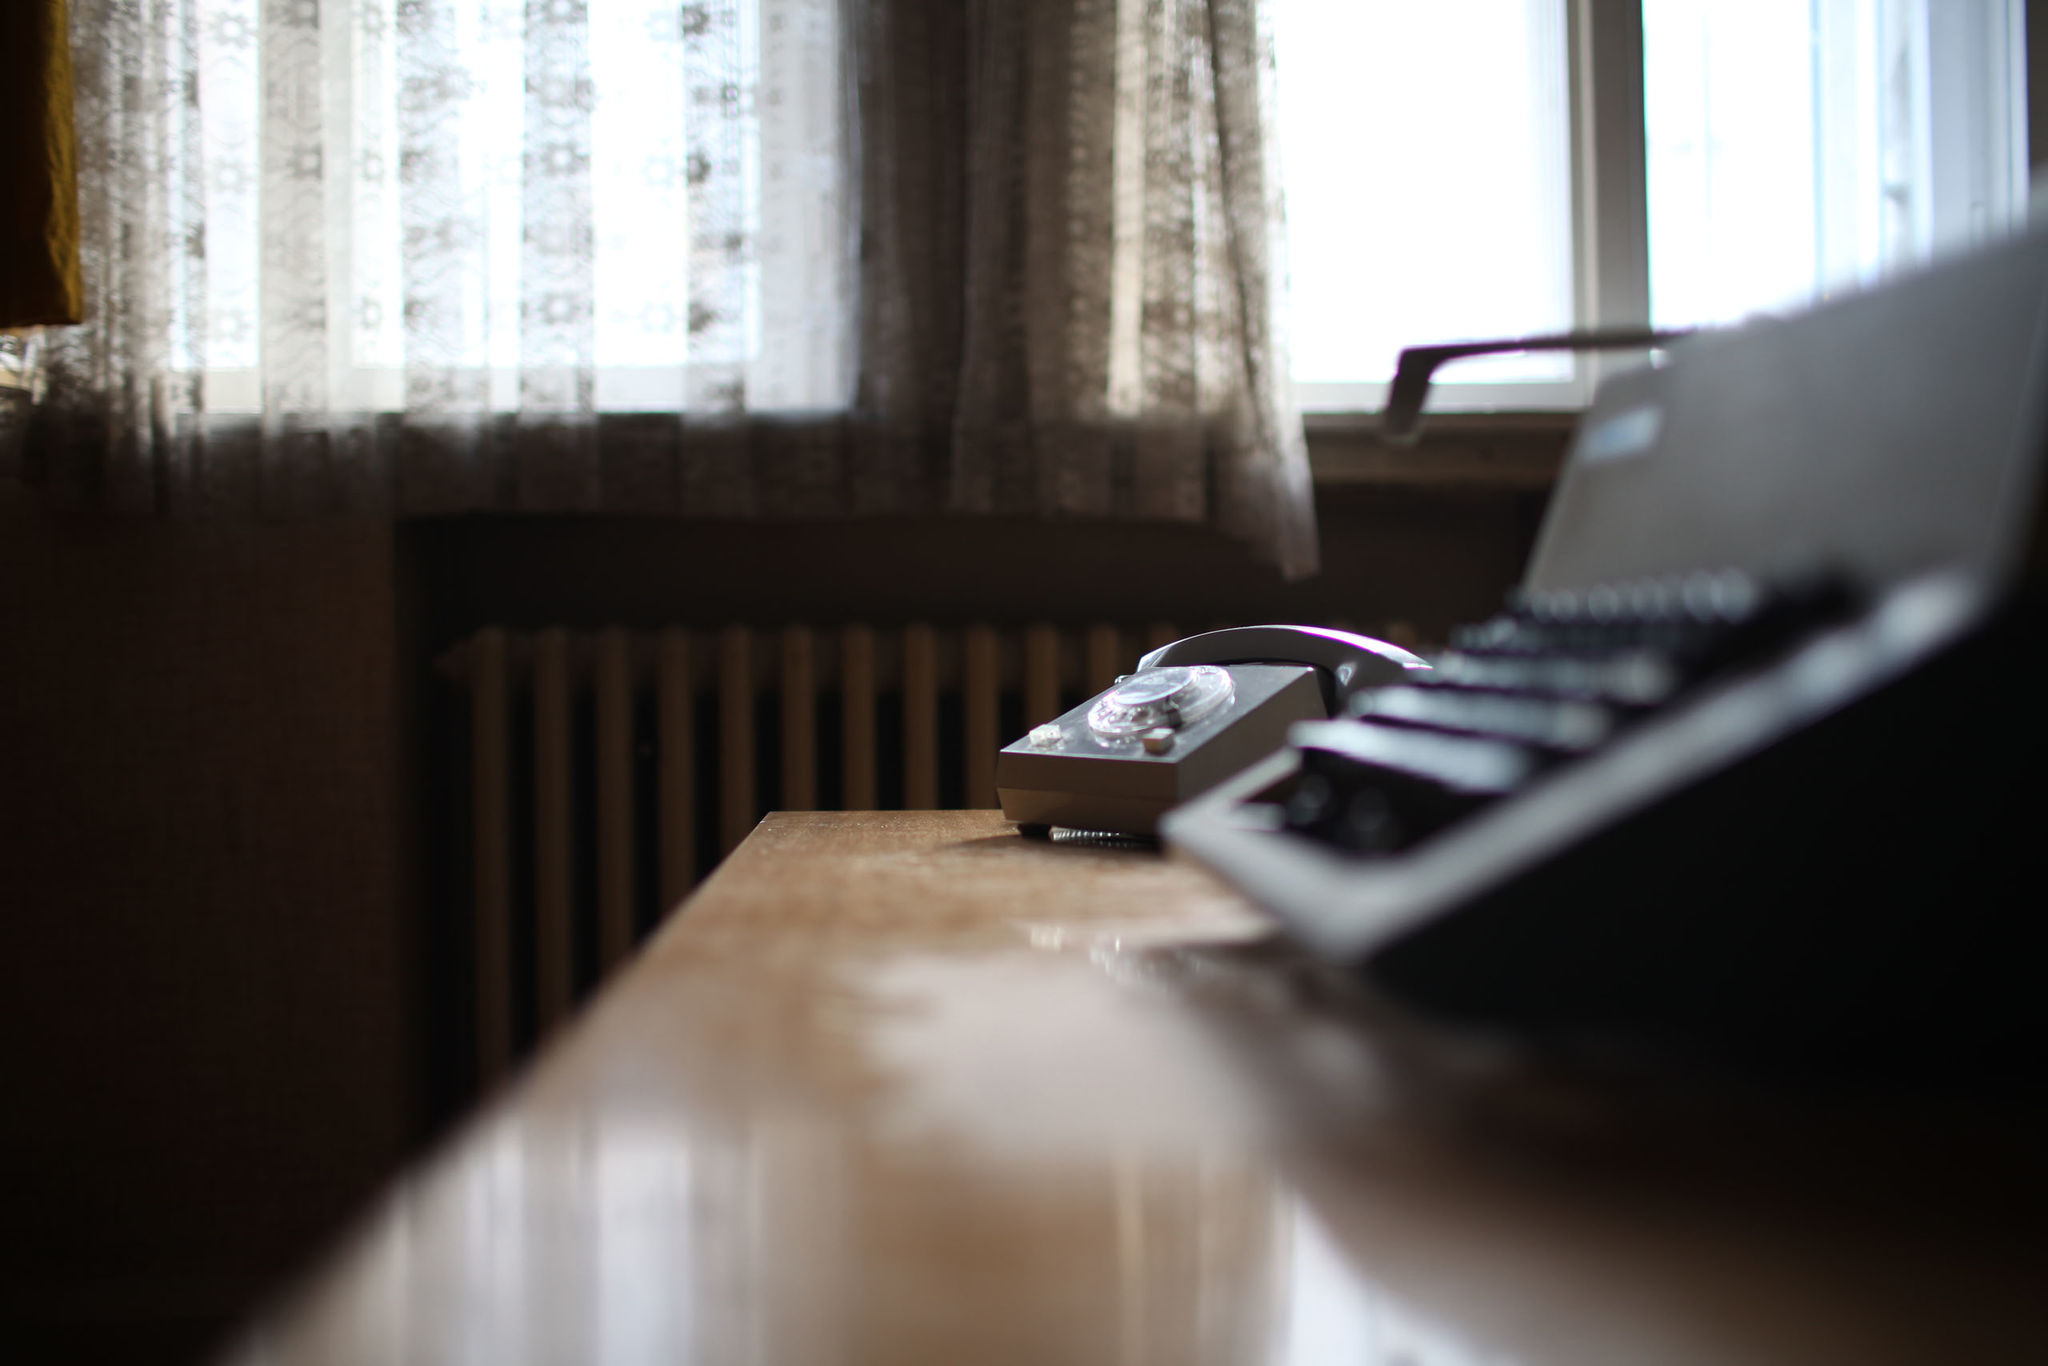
[994,626,1431,836]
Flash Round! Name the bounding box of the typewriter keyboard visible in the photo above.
[1279,569,1855,854]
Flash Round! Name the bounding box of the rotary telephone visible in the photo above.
[993,625,1431,835]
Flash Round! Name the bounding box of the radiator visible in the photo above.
[438,620,1230,1082]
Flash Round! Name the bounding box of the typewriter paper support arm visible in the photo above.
[1382,328,1693,444]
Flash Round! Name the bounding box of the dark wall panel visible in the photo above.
[0,488,413,1362]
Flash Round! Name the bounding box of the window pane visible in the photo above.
[1644,0,2029,330]
[1275,0,1574,394]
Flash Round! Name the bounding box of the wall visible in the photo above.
[404,482,1548,641]
[0,487,413,1363]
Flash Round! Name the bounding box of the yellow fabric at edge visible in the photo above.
[0,0,83,328]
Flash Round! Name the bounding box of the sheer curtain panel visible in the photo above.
[854,0,1317,574]
[34,0,1317,574]
[39,0,852,515]
[950,0,1316,576]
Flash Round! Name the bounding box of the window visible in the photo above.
[1274,0,2032,412]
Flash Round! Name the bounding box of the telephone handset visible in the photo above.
[995,625,1430,836]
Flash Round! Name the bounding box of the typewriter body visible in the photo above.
[1163,228,2048,1073]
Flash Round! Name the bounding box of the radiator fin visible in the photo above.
[902,624,938,810]
[719,626,755,856]
[656,629,695,914]
[533,629,574,1030]
[1086,624,1121,698]
[963,626,999,809]
[781,627,817,810]
[595,629,635,969]
[1024,624,1060,728]
[468,628,513,1085]
[842,625,877,810]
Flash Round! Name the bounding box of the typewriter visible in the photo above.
[1163,227,2048,1077]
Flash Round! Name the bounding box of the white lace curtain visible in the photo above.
[33,0,1317,575]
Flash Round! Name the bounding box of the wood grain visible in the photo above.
[220,813,2048,1366]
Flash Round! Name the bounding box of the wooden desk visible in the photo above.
[224,812,2045,1365]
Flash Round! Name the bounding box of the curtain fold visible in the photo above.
[30,0,1316,575]
[851,0,1318,574]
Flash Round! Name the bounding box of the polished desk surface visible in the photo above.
[225,812,2045,1365]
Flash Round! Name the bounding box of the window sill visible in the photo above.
[1306,410,1578,489]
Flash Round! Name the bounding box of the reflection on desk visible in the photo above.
[223,812,2046,1366]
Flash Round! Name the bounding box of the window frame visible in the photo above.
[1303,0,2038,447]
[1295,0,1650,419]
